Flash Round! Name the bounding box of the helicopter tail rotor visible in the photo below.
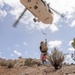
[13,8,27,28]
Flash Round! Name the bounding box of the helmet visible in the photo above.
[40,41,44,44]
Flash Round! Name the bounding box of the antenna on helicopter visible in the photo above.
[13,8,27,28]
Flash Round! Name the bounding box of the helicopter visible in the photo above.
[13,0,64,27]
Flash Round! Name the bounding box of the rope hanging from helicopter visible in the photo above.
[38,24,49,50]
[38,24,47,39]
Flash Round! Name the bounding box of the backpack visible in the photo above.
[41,43,48,52]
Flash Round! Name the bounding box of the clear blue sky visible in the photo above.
[0,0,75,63]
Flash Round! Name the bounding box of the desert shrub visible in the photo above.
[71,38,75,49]
[7,63,14,68]
[0,61,7,66]
[24,58,36,67]
[0,59,14,68]
[71,63,74,65]
[71,38,75,61]
[50,47,65,70]
[7,60,14,68]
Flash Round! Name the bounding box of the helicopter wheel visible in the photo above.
[33,18,36,22]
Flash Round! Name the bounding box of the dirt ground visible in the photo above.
[0,64,75,75]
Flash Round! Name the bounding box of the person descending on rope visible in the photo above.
[40,39,48,55]
[40,39,48,64]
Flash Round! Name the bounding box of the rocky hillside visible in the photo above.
[0,57,75,75]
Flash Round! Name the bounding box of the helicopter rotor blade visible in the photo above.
[50,7,64,17]
[13,8,27,28]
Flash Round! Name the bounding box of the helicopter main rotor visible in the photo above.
[13,8,27,28]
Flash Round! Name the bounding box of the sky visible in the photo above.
[0,0,75,63]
